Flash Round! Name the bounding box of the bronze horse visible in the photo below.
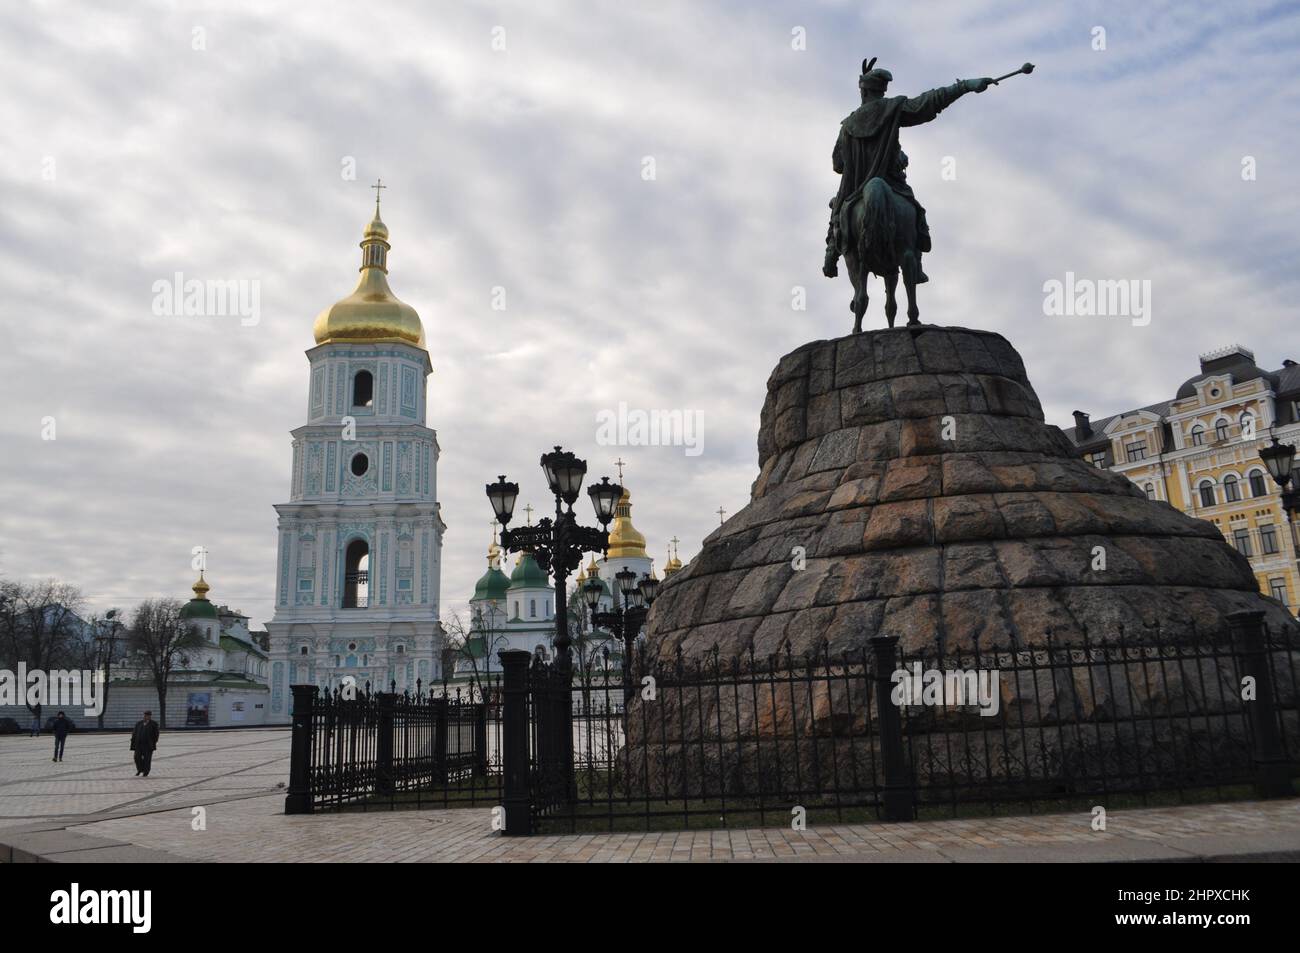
[840,177,920,332]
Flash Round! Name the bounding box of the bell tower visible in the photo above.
[265,189,445,722]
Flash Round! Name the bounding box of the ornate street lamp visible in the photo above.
[1260,437,1296,489]
[588,476,622,525]
[1260,436,1300,521]
[487,448,620,796]
[486,476,519,526]
[590,566,659,703]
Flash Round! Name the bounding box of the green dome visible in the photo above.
[509,552,550,589]
[472,566,510,601]
[181,598,219,620]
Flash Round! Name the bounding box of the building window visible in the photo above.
[1144,484,1156,500]
[300,646,309,656]
[1189,426,1205,447]
[1232,528,1252,557]
[1270,578,1289,605]
[1215,420,1230,442]
[529,599,537,618]
[1088,452,1106,469]
[1198,482,1216,508]
[1249,470,1268,497]
[1223,474,1241,502]
[353,370,374,408]
[1125,441,1146,462]
[350,452,369,477]
[343,540,370,608]
[1261,524,1279,555]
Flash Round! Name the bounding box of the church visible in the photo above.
[449,476,684,685]
[265,193,446,722]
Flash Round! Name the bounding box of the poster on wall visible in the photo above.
[231,699,246,722]
[186,692,211,727]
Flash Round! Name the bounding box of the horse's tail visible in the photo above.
[859,177,894,263]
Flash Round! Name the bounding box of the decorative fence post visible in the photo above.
[870,635,916,822]
[375,691,396,796]
[431,695,449,785]
[499,650,533,835]
[1228,610,1295,798]
[472,702,488,778]
[284,684,316,815]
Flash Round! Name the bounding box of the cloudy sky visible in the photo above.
[2,0,1297,629]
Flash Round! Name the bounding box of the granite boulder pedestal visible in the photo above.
[625,326,1297,801]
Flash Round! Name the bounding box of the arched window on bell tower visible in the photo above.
[353,370,373,408]
[343,539,370,608]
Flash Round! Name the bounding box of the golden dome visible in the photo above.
[312,198,425,348]
[191,571,211,600]
[606,487,648,559]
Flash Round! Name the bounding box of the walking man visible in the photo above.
[130,710,160,777]
[29,702,42,737]
[52,711,70,762]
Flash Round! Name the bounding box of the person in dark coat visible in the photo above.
[30,702,42,737]
[130,710,160,777]
[52,711,70,762]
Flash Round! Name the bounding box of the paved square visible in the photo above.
[2,730,1298,862]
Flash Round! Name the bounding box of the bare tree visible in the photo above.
[566,593,618,712]
[0,578,88,718]
[126,599,206,729]
[444,606,508,703]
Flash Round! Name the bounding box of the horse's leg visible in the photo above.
[904,267,919,325]
[845,250,867,334]
[883,271,898,328]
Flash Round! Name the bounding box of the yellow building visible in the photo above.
[1064,345,1300,615]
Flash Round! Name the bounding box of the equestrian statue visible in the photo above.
[824,58,1033,331]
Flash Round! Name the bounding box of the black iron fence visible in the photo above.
[285,611,1299,833]
[284,677,501,813]
[501,610,1299,834]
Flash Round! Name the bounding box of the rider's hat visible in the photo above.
[859,57,893,92]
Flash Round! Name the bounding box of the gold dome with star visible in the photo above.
[312,194,425,348]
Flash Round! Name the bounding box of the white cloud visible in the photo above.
[1,0,1296,630]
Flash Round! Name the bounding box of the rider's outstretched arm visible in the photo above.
[899,78,991,127]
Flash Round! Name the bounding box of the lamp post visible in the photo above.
[487,449,621,791]
[95,609,122,730]
[486,449,622,675]
[585,566,659,703]
[1260,436,1300,614]
[1260,436,1298,513]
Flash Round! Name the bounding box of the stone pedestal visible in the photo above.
[646,326,1297,658]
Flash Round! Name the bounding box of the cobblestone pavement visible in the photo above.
[3,731,1299,862]
[0,728,289,828]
